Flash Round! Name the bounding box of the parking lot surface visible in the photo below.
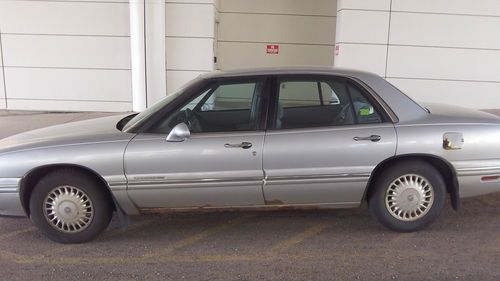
[0,110,499,281]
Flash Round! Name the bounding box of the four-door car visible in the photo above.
[0,67,499,243]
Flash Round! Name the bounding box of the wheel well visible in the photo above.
[19,164,116,216]
[365,155,460,210]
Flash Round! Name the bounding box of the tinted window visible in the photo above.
[151,80,264,133]
[274,78,382,129]
[347,83,382,124]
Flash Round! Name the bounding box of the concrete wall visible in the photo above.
[0,38,5,109]
[166,0,216,93]
[217,0,336,69]
[335,0,500,109]
[2,0,500,111]
[0,0,132,112]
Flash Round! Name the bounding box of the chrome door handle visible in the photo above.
[224,142,253,149]
[353,135,381,142]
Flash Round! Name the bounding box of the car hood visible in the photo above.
[418,102,500,124]
[0,114,135,155]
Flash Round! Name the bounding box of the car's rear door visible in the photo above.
[124,77,269,208]
[262,75,397,206]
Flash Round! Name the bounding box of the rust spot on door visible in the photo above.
[265,199,285,205]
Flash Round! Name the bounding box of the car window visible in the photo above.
[151,80,264,134]
[347,83,382,124]
[274,78,383,129]
[276,79,355,129]
[278,81,341,107]
[201,83,255,111]
[321,82,340,105]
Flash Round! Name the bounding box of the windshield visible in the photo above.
[122,79,200,132]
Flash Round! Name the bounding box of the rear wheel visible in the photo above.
[368,160,446,232]
[29,169,113,243]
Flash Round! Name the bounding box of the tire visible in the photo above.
[29,169,113,243]
[368,160,446,232]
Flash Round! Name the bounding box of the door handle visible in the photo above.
[224,142,253,149]
[353,135,381,142]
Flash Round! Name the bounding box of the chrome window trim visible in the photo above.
[344,76,399,124]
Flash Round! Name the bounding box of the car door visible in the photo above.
[262,75,397,206]
[124,77,269,208]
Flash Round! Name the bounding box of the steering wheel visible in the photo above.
[183,108,202,132]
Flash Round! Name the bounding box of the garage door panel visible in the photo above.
[390,12,500,49]
[166,70,208,94]
[217,42,333,69]
[166,38,214,71]
[392,0,500,17]
[218,13,335,45]
[220,0,336,16]
[337,0,390,11]
[4,67,132,102]
[0,1,129,36]
[7,99,131,112]
[2,35,131,69]
[0,67,5,109]
[387,77,500,109]
[333,43,387,77]
[166,3,215,38]
[387,46,500,82]
[336,10,389,44]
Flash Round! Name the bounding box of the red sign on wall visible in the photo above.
[266,44,279,54]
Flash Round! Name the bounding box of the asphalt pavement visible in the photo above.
[0,110,498,281]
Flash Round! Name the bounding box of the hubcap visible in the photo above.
[385,174,434,221]
[44,186,94,233]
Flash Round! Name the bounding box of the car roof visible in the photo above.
[200,66,376,79]
[200,66,429,123]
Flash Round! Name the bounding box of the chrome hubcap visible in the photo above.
[44,186,94,233]
[385,174,434,221]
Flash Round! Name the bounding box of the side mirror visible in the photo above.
[166,123,190,142]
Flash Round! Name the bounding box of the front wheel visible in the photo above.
[29,169,113,243]
[368,160,446,232]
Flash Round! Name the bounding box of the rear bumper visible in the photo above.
[0,178,25,217]
[456,167,500,198]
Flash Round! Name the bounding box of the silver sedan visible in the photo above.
[1,67,499,243]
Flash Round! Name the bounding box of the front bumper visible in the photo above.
[0,178,25,216]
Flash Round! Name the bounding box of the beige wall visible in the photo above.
[0,39,4,109]
[166,0,216,94]
[335,0,500,109]
[0,0,132,112]
[2,0,500,111]
[217,0,336,70]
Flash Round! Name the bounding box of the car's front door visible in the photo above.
[262,75,397,206]
[124,78,268,208]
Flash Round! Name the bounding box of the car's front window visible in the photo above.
[149,79,265,134]
[121,79,200,132]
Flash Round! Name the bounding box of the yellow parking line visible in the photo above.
[157,254,256,263]
[390,232,416,244]
[34,218,158,259]
[269,223,327,254]
[45,254,257,265]
[0,249,34,264]
[0,227,37,242]
[0,247,435,265]
[143,216,248,259]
